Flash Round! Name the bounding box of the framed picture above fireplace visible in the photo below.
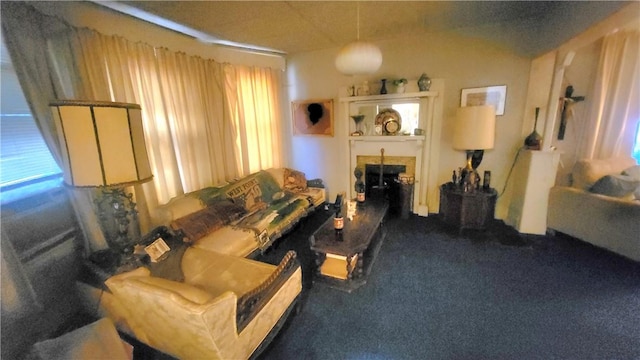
[292,99,334,136]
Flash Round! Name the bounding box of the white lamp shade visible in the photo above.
[453,105,496,150]
[335,41,382,75]
[50,100,153,187]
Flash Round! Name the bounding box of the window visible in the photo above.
[633,121,640,163]
[0,40,62,205]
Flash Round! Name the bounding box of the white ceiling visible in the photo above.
[101,1,630,57]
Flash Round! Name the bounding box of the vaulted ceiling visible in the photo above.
[101,1,631,57]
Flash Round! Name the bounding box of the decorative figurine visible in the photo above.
[358,81,370,96]
[354,167,365,202]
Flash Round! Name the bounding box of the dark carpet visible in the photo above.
[256,205,640,360]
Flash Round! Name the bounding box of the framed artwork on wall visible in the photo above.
[460,85,507,115]
[291,99,334,136]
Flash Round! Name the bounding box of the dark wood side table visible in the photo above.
[439,183,497,231]
[79,226,181,289]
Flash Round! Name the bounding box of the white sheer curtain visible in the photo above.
[64,28,285,224]
[577,30,640,160]
[224,65,284,174]
[153,48,240,194]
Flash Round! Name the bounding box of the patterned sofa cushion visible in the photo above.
[283,168,308,192]
[170,199,247,243]
[234,194,313,250]
[222,171,282,212]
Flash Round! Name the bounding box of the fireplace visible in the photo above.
[343,83,443,216]
[365,164,405,214]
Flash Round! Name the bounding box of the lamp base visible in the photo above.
[460,150,482,192]
[95,187,140,255]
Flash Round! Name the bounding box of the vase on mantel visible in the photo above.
[418,73,431,91]
[350,114,366,135]
[380,79,388,95]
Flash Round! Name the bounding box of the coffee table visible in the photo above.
[309,199,389,292]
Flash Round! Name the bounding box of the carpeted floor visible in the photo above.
[256,205,640,360]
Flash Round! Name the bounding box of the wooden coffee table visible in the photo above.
[309,199,389,292]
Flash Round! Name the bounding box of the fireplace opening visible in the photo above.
[365,164,406,215]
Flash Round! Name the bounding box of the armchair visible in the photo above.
[105,248,301,359]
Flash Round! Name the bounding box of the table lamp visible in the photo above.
[50,100,153,254]
[452,105,496,190]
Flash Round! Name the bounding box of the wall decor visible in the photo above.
[460,85,507,116]
[291,99,334,136]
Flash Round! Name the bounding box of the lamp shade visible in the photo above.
[453,105,496,150]
[335,41,382,75]
[50,100,153,188]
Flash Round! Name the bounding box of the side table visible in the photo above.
[79,226,181,289]
[439,183,497,231]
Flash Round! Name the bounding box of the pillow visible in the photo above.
[170,199,246,242]
[621,165,640,180]
[571,156,637,190]
[31,318,131,360]
[283,168,308,192]
[131,277,214,304]
[164,195,205,220]
[589,174,640,198]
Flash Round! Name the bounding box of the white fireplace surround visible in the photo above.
[340,79,444,216]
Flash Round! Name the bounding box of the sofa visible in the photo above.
[547,156,640,261]
[154,167,326,257]
[104,247,302,359]
[76,168,324,358]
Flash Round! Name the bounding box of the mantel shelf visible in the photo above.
[348,135,425,142]
[339,91,439,103]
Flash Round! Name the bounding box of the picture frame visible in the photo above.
[291,99,334,136]
[460,85,507,116]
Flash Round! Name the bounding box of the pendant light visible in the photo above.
[335,2,382,75]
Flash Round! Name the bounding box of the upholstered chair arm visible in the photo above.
[106,270,240,359]
[236,250,300,332]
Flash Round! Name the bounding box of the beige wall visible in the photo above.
[286,31,531,219]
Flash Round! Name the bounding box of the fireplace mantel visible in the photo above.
[349,135,425,144]
[339,80,444,216]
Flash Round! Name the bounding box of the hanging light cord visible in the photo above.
[356,2,360,40]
